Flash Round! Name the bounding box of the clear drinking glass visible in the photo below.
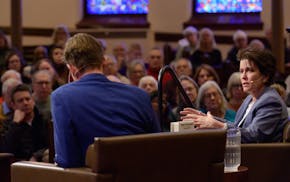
[224,128,241,172]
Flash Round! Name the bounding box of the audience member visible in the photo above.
[5,49,26,74]
[1,69,22,83]
[51,33,160,168]
[173,58,193,77]
[112,42,128,76]
[33,46,48,64]
[49,46,68,84]
[170,75,199,121]
[127,43,143,63]
[264,27,290,74]
[226,72,247,112]
[103,55,130,84]
[150,90,171,131]
[226,30,248,71]
[271,83,287,101]
[248,39,265,50]
[190,27,222,71]
[97,39,107,52]
[49,24,70,50]
[32,58,62,89]
[138,75,158,94]
[106,75,122,83]
[196,80,236,122]
[264,27,272,50]
[0,30,11,74]
[0,69,22,100]
[146,47,164,80]
[0,78,22,129]
[0,84,48,161]
[181,48,288,143]
[32,70,53,122]
[126,59,146,86]
[194,64,220,86]
[175,26,199,59]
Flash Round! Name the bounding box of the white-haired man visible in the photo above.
[176,26,199,59]
[226,30,248,70]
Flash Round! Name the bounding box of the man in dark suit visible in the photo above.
[51,33,160,168]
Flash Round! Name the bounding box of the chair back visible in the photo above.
[0,153,14,182]
[86,129,226,182]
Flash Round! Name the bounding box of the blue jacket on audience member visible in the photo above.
[51,73,160,168]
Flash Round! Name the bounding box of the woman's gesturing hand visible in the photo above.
[180,107,225,129]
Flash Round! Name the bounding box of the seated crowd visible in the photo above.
[0,25,289,165]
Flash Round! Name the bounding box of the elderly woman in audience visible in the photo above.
[194,64,220,86]
[180,75,199,106]
[226,72,248,112]
[170,75,199,121]
[103,55,130,84]
[138,75,158,94]
[1,69,22,83]
[190,27,222,70]
[173,58,193,77]
[196,80,236,122]
[181,48,288,143]
[127,59,146,86]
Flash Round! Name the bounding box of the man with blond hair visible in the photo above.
[52,33,160,168]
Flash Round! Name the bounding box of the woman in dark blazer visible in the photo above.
[181,47,288,143]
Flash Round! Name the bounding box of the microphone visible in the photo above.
[250,77,263,84]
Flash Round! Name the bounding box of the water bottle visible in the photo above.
[224,128,241,172]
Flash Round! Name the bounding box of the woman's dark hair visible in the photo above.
[4,49,26,70]
[237,47,276,86]
[49,45,63,62]
[194,64,220,85]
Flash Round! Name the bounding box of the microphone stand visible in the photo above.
[157,65,194,131]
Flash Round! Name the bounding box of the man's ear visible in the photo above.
[66,64,78,73]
